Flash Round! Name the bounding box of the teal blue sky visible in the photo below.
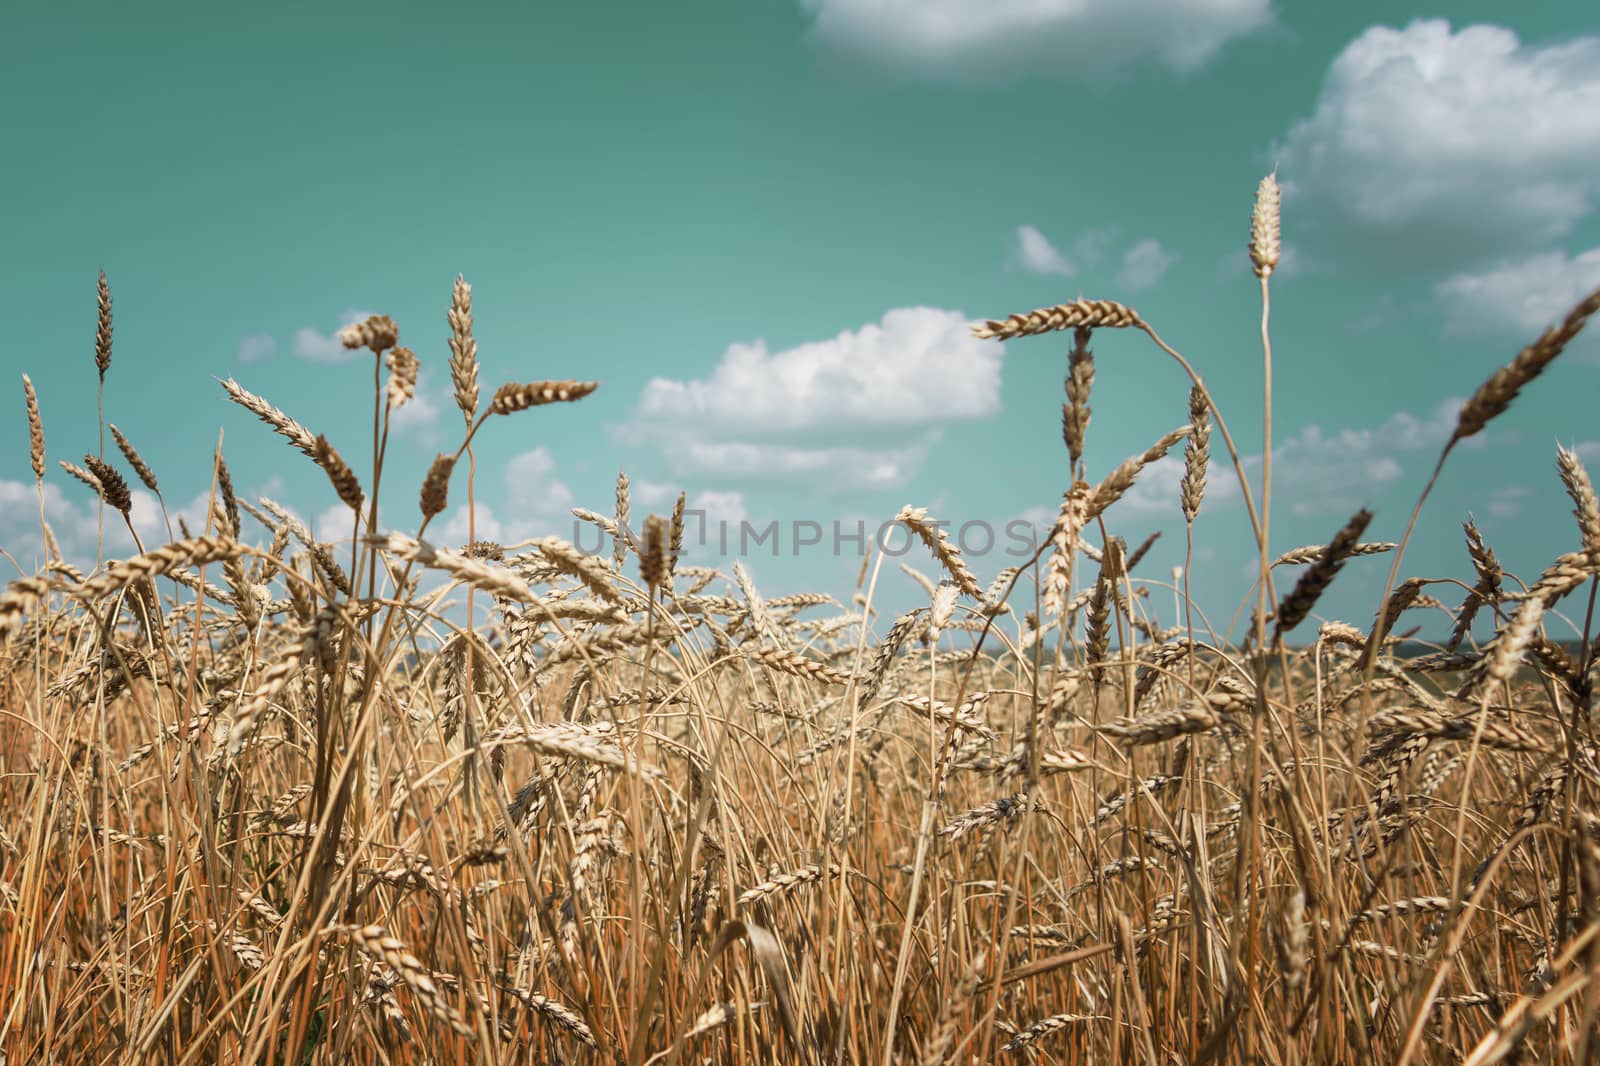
[4,1,1600,639]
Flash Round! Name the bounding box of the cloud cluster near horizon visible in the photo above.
[798,0,1274,83]
[625,307,1004,491]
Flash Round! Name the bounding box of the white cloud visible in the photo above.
[0,447,575,603]
[639,307,1000,431]
[607,483,750,561]
[167,489,221,541]
[503,447,575,524]
[633,484,748,531]
[1017,225,1074,276]
[236,332,276,364]
[1265,398,1462,518]
[424,447,577,548]
[633,482,678,509]
[690,490,749,531]
[1115,239,1177,290]
[630,307,1000,489]
[799,0,1273,83]
[0,480,84,570]
[1014,225,1117,277]
[293,309,379,364]
[1012,504,1056,534]
[1116,454,1230,516]
[1081,400,1463,526]
[440,501,504,546]
[1486,484,1532,519]
[1435,248,1600,352]
[676,439,932,493]
[0,479,210,574]
[1276,21,1600,261]
[678,491,752,560]
[250,475,289,510]
[311,503,365,546]
[1015,226,1173,290]
[389,369,446,442]
[998,503,1060,561]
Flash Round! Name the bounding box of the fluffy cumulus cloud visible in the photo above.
[503,447,575,522]
[1090,399,1464,525]
[431,446,578,549]
[440,501,505,546]
[676,491,752,559]
[292,309,379,364]
[1014,225,1117,277]
[389,369,448,443]
[1259,398,1464,519]
[0,478,219,574]
[675,440,931,493]
[632,482,678,510]
[0,480,93,570]
[1015,227,1174,289]
[1115,454,1229,517]
[799,0,1273,84]
[1276,21,1600,263]
[1435,247,1600,352]
[1017,225,1075,276]
[234,309,389,367]
[1115,239,1178,291]
[639,307,1000,431]
[312,502,367,546]
[689,490,749,532]
[613,483,751,561]
[630,307,1001,490]
[634,483,749,531]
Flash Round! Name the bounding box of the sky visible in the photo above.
[3,0,1600,642]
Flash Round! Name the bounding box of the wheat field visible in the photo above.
[4,177,1600,1064]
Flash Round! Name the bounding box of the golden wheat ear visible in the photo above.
[94,269,112,380]
[312,434,364,513]
[448,274,480,422]
[23,374,45,482]
[1454,284,1600,442]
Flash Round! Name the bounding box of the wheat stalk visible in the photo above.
[334,924,474,1037]
[489,380,599,415]
[94,270,113,379]
[448,275,480,422]
[23,375,45,482]
[82,455,132,516]
[107,424,159,495]
[1273,509,1374,638]
[420,454,454,520]
[894,506,983,599]
[337,314,399,354]
[1454,284,1600,442]
[1249,170,1282,279]
[971,298,1142,341]
[312,434,364,513]
[385,347,418,409]
[219,378,319,458]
